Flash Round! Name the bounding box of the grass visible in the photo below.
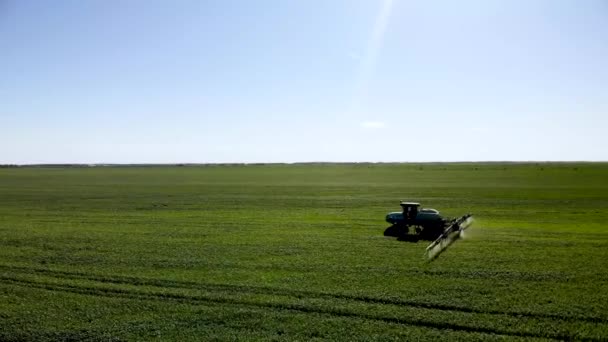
[0,163,607,341]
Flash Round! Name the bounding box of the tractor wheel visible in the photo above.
[421,224,443,240]
[398,224,409,237]
[384,224,408,237]
[383,225,399,237]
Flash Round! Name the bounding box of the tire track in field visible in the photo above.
[1,275,582,341]
[0,264,604,325]
[0,277,572,340]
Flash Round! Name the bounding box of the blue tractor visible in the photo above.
[384,201,472,241]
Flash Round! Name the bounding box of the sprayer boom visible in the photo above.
[425,214,473,260]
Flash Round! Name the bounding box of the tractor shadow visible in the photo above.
[397,235,421,243]
[383,226,431,243]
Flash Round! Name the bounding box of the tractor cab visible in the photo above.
[400,202,420,221]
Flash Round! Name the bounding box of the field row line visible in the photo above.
[2,274,585,341]
[1,264,604,324]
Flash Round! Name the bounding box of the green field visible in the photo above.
[1,163,607,341]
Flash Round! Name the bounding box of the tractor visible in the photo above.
[384,201,472,241]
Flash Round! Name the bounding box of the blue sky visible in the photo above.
[1,0,607,163]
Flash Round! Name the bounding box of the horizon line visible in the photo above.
[1,161,607,167]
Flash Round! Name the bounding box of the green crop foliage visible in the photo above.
[0,163,607,341]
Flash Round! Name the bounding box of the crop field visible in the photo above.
[0,163,607,341]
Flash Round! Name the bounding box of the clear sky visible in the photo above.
[1,0,607,164]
